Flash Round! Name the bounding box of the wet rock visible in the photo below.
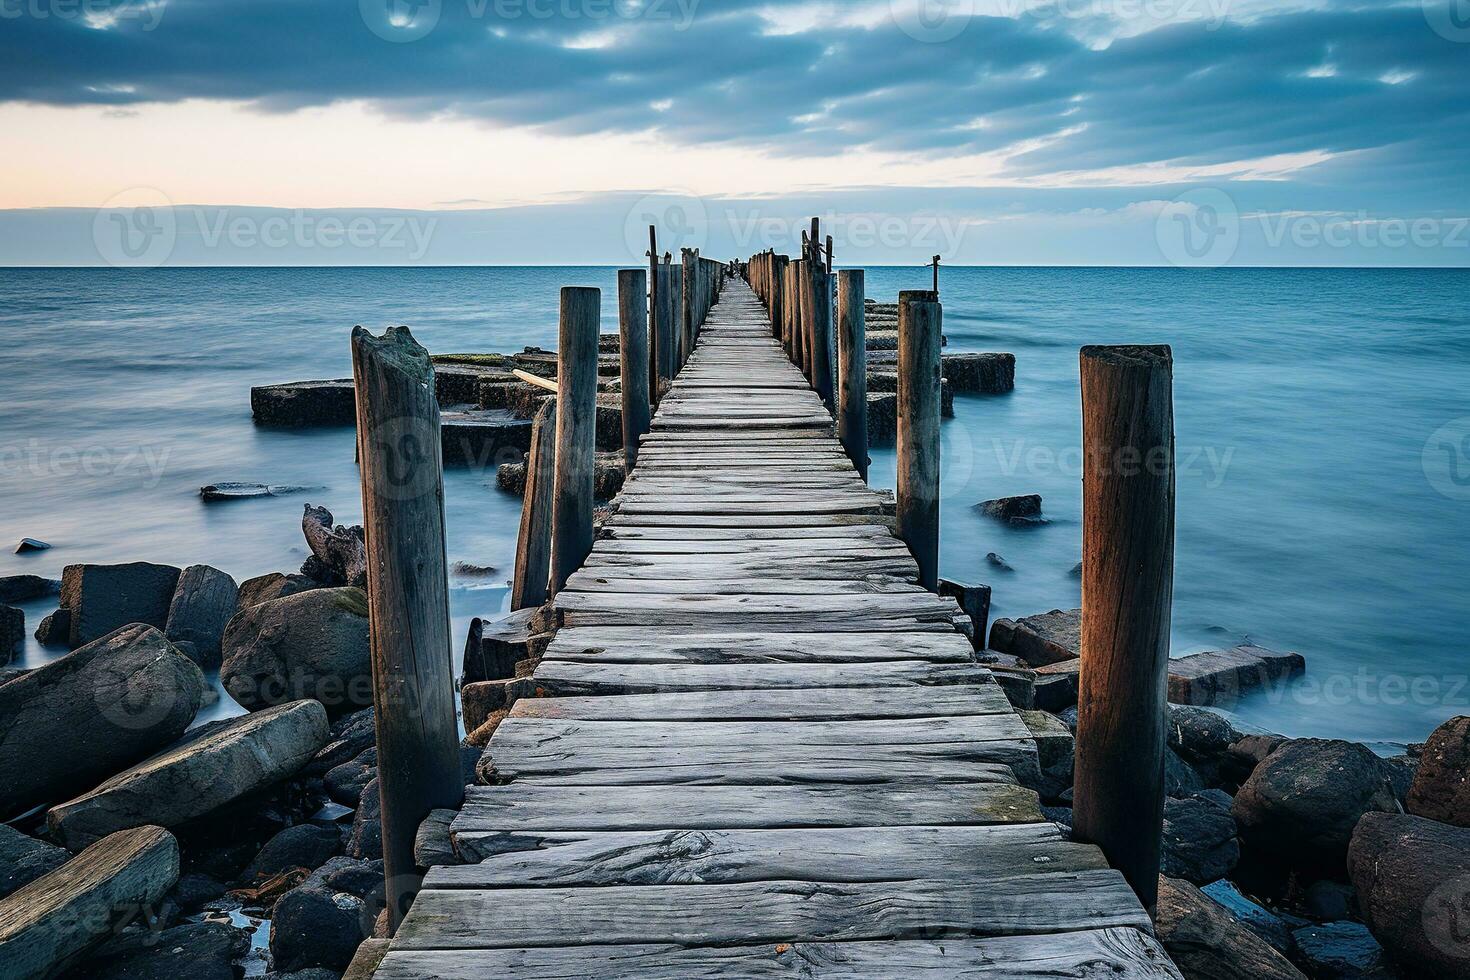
[199,483,317,502]
[269,859,380,973]
[938,579,990,651]
[1166,747,1207,798]
[441,408,534,465]
[163,565,238,670]
[345,778,382,860]
[1406,714,1470,827]
[304,707,376,777]
[33,608,70,647]
[1233,739,1401,874]
[497,452,626,500]
[413,809,460,868]
[240,824,342,886]
[301,506,366,590]
[1033,659,1080,712]
[1168,644,1305,707]
[988,608,1079,667]
[1156,876,1309,980]
[1302,880,1356,922]
[47,700,329,850]
[0,573,60,603]
[976,494,1047,527]
[463,608,536,684]
[237,572,319,610]
[942,352,1015,393]
[1292,921,1395,979]
[1349,811,1470,977]
[84,920,248,980]
[1069,561,1083,578]
[0,625,204,818]
[251,379,357,427]
[1201,879,1300,957]
[14,538,51,554]
[985,552,1014,572]
[60,562,182,647]
[169,872,227,911]
[221,587,371,716]
[0,823,68,899]
[1222,733,1287,789]
[866,391,897,443]
[1168,705,1243,785]
[1161,796,1240,885]
[324,748,377,806]
[0,604,20,662]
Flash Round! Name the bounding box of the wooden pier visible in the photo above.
[366,277,1182,978]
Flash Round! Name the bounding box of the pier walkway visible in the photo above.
[373,280,1181,978]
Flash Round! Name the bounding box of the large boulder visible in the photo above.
[0,823,68,900]
[0,625,204,818]
[0,826,180,980]
[0,574,60,604]
[269,857,383,973]
[1154,875,1308,979]
[60,562,182,647]
[942,351,1015,393]
[1167,705,1242,786]
[1168,644,1305,707]
[1,604,21,663]
[84,920,248,980]
[1291,921,1395,980]
[988,608,1081,667]
[1232,739,1401,874]
[236,572,318,611]
[1161,796,1240,885]
[1349,811,1470,977]
[47,700,329,850]
[345,778,383,860]
[163,565,239,669]
[303,706,376,777]
[975,494,1046,527]
[221,587,371,715]
[1406,715,1470,827]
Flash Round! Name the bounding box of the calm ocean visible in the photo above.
[1,266,1466,747]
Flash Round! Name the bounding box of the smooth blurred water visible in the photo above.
[1,266,1466,746]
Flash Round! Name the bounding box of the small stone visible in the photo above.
[32,607,70,647]
[985,552,1014,572]
[345,778,383,861]
[14,538,51,554]
[170,872,227,911]
[269,861,378,972]
[1201,879,1300,957]
[1167,704,1242,785]
[452,562,498,577]
[976,494,1047,527]
[324,748,377,806]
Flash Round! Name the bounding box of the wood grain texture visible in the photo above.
[510,401,555,611]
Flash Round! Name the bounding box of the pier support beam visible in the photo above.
[617,269,651,474]
[551,287,599,595]
[896,290,941,592]
[350,325,462,934]
[837,270,868,481]
[511,400,555,611]
[1072,344,1176,914]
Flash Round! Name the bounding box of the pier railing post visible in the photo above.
[511,400,555,611]
[897,290,941,591]
[1072,344,1176,914]
[810,262,835,411]
[646,227,659,407]
[551,287,599,595]
[837,270,868,481]
[349,325,463,934]
[618,269,651,474]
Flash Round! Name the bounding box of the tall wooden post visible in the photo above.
[350,325,463,934]
[837,270,868,481]
[793,259,808,376]
[656,262,678,387]
[932,254,941,295]
[896,290,941,591]
[647,227,659,406]
[1072,344,1176,914]
[666,262,683,379]
[680,248,695,369]
[769,255,785,342]
[825,234,834,275]
[810,263,835,411]
[617,269,651,474]
[551,287,599,595]
[511,400,555,611]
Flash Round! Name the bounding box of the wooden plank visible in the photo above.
[376,929,1182,979]
[530,660,996,695]
[562,576,922,596]
[555,592,959,620]
[508,684,1010,720]
[543,628,975,665]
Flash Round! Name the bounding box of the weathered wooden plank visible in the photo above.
[530,660,994,695]
[543,628,974,665]
[508,684,1009,721]
[376,929,1182,979]
[562,575,922,596]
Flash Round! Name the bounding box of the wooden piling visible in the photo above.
[1072,344,1176,914]
[656,262,678,387]
[349,325,463,934]
[617,269,651,474]
[647,227,659,406]
[511,400,556,611]
[896,290,942,591]
[550,287,599,595]
[837,269,868,481]
[810,262,835,411]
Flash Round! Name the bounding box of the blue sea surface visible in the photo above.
[1,265,1466,746]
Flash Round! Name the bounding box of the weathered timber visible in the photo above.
[510,401,555,611]
[550,287,599,594]
[897,291,942,591]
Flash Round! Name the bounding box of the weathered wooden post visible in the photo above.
[511,400,555,610]
[769,255,784,342]
[793,258,808,376]
[810,260,835,411]
[350,325,463,934]
[647,227,659,406]
[618,270,651,475]
[657,262,678,387]
[665,262,683,378]
[896,290,941,591]
[550,287,599,595]
[1072,344,1176,914]
[826,234,834,275]
[932,254,941,295]
[837,270,868,481]
[680,248,695,369]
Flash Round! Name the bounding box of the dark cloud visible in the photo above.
[1,0,1466,191]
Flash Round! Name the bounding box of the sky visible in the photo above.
[1,0,1467,265]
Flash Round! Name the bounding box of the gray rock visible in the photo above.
[1,604,21,663]
[1222,733,1287,788]
[1166,746,1206,798]
[240,824,342,885]
[1161,796,1240,884]
[985,552,1014,572]
[0,574,60,603]
[413,809,460,868]
[324,747,377,806]
[85,920,248,980]
[236,572,319,610]
[164,565,239,670]
[1167,705,1243,785]
[0,823,68,900]
[1019,710,1073,800]
[1201,879,1300,958]
[345,778,382,860]
[14,538,51,554]
[1168,644,1305,707]
[169,872,226,910]
[269,863,377,972]
[47,700,329,850]
[942,351,1015,393]
[1406,714,1470,827]
[1292,921,1394,979]
[987,608,1079,667]
[33,607,71,647]
[1349,811,1470,977]
[0,625,204,819]
[1302,880,1356,922]
[60,562,182,647]
[199,483,318,502]
[304,707,376,777]
[976,494,1046,527]
[1233,739,1401,874]
[251,379,357,427]
[1156,876,1308,980]
[221,587,371,716]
